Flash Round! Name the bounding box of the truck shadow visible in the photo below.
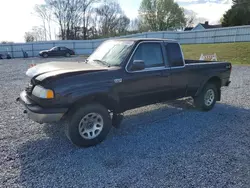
[17,98,250,187]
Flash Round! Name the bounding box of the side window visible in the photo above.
[61,47,67,50]
[130,43,164,69]
[166,43,184,67]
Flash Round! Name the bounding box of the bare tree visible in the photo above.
[185,10,196,27]
[24,26,46,42]
[96,1,130,37]
[129,18,140,31]
[32,26,47,41]
[184,9,207,28]
[45,0,96,40]
[24,32,35,42]
[116,15,130,33]
[35,4,53,40]
[81,0,99,39]
[1,41,14,44]
[33,0,130,40]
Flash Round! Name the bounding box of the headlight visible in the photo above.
[32,85,54,99]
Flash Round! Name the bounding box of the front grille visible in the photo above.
[25,82,34,94]
[25,78,37,94]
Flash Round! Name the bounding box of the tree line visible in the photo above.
[24,0,198,42]
[25,0,250,42]
[222,0,250,27]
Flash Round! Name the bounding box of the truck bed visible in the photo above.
[185,59,218,64]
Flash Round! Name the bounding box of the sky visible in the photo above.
[0,0,233,43]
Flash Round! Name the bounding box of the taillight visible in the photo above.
[226,64,232,71]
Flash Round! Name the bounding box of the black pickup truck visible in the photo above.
[17,38,231,147]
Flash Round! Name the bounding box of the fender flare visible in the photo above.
[195,76,222,100]
[69,92,122,114]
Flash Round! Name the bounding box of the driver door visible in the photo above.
[50,47,60,56]
[118,41,172,110]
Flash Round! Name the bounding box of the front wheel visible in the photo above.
[193,83,218,111]
[42,53,48,58]
[66,103,112,147]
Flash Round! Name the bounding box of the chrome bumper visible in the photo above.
[17,91,67,124]
[24,108,64,124]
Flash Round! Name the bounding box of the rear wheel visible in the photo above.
[42,53,48,58]
[193,83,218,111]
[66,103,112,147]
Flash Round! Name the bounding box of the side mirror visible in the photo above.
[130,60,145,71]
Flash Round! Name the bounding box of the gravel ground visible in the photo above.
[0,58,250,188]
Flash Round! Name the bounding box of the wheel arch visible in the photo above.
[66,93,121,118]
[195,76,222,101]
[42,52,48,57]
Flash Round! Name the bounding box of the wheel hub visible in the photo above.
[86,121,94,129]
[204,89,215,106]
[78,112,104,140]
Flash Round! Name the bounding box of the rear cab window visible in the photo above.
[165,42,184,67]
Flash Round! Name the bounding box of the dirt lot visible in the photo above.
[0,57,250,188]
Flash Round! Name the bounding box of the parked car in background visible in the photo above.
[39,46,75,58]
[0,52,11,59]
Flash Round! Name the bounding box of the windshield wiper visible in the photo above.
[92,59,110,67]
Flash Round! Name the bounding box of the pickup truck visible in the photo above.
[17,38,232,147]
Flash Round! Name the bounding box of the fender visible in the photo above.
[69,91,122,113]
[195,75,222,100]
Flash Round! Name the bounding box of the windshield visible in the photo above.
[87,40,134,67]
[50,47,58,51]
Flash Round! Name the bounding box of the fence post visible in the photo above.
[73,42,75,55]
[178,32,180,43]
[92,41,94,54]
[32,43,34,57]
[195,31,198,44]
[213,30,217,44]
[11,44,14,58]
[234,27,238,43]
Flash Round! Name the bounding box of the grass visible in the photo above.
[181,42,250,65]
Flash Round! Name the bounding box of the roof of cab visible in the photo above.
[113,38,178,42]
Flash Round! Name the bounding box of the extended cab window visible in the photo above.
[166,43,184,67]
[130,43,164,69]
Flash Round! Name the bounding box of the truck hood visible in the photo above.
[26,61,108,81]
[39,50,49,53]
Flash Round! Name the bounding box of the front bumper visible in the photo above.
[17,91,68,124]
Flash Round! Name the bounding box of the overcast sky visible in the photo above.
[0,0,232,42]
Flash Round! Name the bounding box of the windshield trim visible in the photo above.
[87,40,135,67]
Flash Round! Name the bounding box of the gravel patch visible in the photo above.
[0,58,250,188]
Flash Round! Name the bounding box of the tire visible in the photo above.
[65,52,70,57]
[66,103,112,147]
[193,83,218,111]
[42,53,48,58]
